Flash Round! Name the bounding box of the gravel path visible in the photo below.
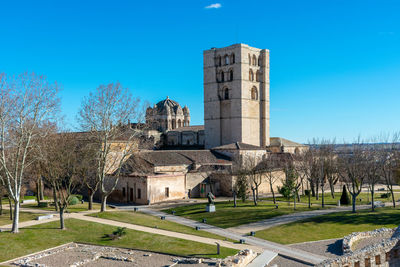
[289,239,343,259]
[352,234,392,251]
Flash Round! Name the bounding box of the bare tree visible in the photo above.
[365,147,382,211]
[337,141,367,213]
[259,154,281,204]
[78,83,143,212]
[0,72,60,233]
[40,132,81,229]
[242,156,263,206]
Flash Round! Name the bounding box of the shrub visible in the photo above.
[381,193,390,199]
[235,172,248,203]
[304,189,311,196]
[68,196,80,205]
[340,185,351,205]
[72,194,83,201]
[38,202,48,207]
[103,227,127,240]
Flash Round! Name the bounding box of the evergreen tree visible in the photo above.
[340,185,351,205]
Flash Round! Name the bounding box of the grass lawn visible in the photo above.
[88,211,236,242]
[0,218,238,262]
[23,202,103,213]
[256,207,400,244]
[264,191,399,206]
[0,210,44,226]
[163,200,326,228]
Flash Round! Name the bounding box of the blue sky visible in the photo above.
[0,0,399,143]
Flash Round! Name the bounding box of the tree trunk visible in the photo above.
[52,187,59,212]
[310,180,316,197]
[8,196,13,220]
[352,194,356,213]
[293,190,296,210]
[39,177,44,201]
[252,187,257,206]
[297,191,301,202]
[233,191,237,208]
[390,188,396,208]
[316,182,319,200]
[321,183,325,208]
[11,200,20,233]
[36,180,40,205]
[255,185,259,201]
[270,181,276,204]
[88,193,94,210]
[100,194,108,212]
[0,196,2,215]
[329,182,335,199]
[371,186,375,212]
[59,206,65,230]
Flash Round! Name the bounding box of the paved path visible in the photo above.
[119,206,326,265]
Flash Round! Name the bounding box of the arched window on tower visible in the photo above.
[248,54,251,65]
[224,54,229,65]
[178,119,181,128]
[217,56,222,66]
[224,88,229,100]
[258,55,262,66]
[221,71,224,82]
[251,86,258,100]
[229,69,233,81]
[231,53,235,64]
[249,69,254,81]
[172,119,176,129]
[256,70,260,82]
[217,70,223,82]
[252,55,257,66]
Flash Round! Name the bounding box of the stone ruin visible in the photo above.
[317,225,400,267]
[3,242,257,267]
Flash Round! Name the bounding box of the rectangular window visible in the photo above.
[375,255,381,265]
[137,188,141,199]
[165,187,169,198]
[365,258,371,267]
[122,187,126,197]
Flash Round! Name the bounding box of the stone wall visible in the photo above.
[317,226,400,267]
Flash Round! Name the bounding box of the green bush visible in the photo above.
[304,189,311,196]
[68,196,80,205]
[340,185,351,205]
[72,194,83,201]
[38,202,48,207]
[381,193,390,199]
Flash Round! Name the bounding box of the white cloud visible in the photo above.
[205,3,222,9]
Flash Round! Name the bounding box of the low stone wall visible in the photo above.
[342,228,395,254]
[317,226,400,267]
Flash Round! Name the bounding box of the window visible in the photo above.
[258,55,262,66]
[224,88,229,100]
[230,53,235,64]
[375,255,381,265]
[248,54,251,65]
[256,70,260,82]
[251,86,258,100]
[249,69,254,81]
[229,69,233,81]
[178,119,181,128]
[217,56,221,66]
[224,54,229,65]
[137,188,141,199]
[165,187,169,197]
[172,119,176,129]
[221,71,224,82]
[122,187,126,197]
[252,55,257,66]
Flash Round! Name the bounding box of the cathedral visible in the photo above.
[106,44,307,205]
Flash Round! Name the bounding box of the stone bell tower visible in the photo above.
[203,44,270,149]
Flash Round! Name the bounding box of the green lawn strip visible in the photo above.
[163,201,326,228]
[255,207,400,244]
[0,218,238,262]
[264,192,399,206]
[0,210,44,226]
[23,203,102,213]
[87,211,236,242]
